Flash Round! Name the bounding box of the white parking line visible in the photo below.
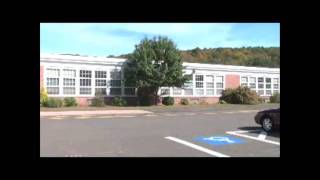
[203,112,217,115]
[145,114,158,117]
[258,131,267,140]
[163,114,176,116]
[165,136,230,157]
[183,113,196,116]
[226,130,280,146]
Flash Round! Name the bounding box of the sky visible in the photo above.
[40,23,280,57]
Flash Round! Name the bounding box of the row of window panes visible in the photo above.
[161,88,223,96]
[47,69,123,79]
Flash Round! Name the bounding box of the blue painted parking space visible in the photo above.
[194,135,245,146]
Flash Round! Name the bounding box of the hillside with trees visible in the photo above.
[116,47,280,68]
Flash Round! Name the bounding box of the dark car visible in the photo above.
[254,108,280,132]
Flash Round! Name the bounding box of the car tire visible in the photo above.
[261,116,273,132]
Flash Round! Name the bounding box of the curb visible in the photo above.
[40,110,153,117]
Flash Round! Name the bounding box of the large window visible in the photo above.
[161,88,170,95]
[173,88,182,95]
[206,75,214,95]
[273,78,279,94]
[241,77,248,87]
[258,77,264,95]
[183,75,193,95]
[46,68,60,95]
[216,76,224,95]
[265,78,272,95]
[80,70,92,95]
[195,75,204,95]
[63,69,76,95]
[95,70,107,95]
[110,70,121,95]
[249,77,256,90]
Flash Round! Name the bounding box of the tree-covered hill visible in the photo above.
[115,47,280,68]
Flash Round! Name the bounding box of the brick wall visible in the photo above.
[225,74,240,89]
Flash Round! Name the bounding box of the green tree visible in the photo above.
[123,36,187,105]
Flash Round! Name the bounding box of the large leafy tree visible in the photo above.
[123,36,187,105]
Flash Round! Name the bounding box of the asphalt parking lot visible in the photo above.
[40,104,280,157]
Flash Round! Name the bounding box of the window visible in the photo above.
[206,75,214,95]
[63,78,75,86]
[110,88,121,95]
[183,75,193,96]
[63,87,76,95]
[80,70,92,95]
[241,77,248,87]
[80,88,91,95]
[95,71,107,78]
[47,78,59,86]
[184,89,193,95]
[266,90,272,95]
[46,68,60,95]
[80,70,91,78]
[249,77,256,89]
[47,87,59,94]
[46,68,59,77]
[110,80,121,87]
[195,75,204,88]
[258,77,264,96]
[110,70,121,79]
[161,88,170,95]
[196,89,204,95]
[62,69,76,95]
[273,78,280,94]
[124,88,135,95]
[195,75,204,95]
[206,89,214,95]
[95,79,106,86]
[216,76,224,95]
[95,88,106,95]
[80,79,91,86]
[173,88,182,95]
[63,69,76,78]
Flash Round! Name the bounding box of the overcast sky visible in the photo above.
[40,23,280,56]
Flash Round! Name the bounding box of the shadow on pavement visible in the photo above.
[238,126,280,138]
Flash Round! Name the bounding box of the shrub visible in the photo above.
[43,98,63,108]
[180,98,189,105]
[64,97,77,107]
[111,96,127,106]
[220,86,259,105]
[91,92,105,107]
[219,100,227,104]
[162,96,174,106]
[40,87,48,106]
[270,92,280,103]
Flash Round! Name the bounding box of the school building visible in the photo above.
[40,53,280,106]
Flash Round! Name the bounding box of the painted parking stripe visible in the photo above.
[222,111,236,114]
[258,131,267,140]
[163,114,176,116]
[183,113,196,115]
[226,130,280,146]
[75,116,92,119]
[203,112,217,115]
[145,114,158,117]
[165,136,230,157]
[95,116,114,118]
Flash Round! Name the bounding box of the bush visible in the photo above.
[91,92,105,107]
[64,97,78,107]
[220,86,259,105]
[162,96,174,106]
[40,87,48,106]
[111,96,127,106]
[180,98,189,105]
[270,92,280,103]
[219,100,227,104]
[43,98,63,108]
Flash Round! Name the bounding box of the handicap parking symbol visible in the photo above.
[194,135,244,145]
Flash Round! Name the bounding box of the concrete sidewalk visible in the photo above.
[40,110,153,117]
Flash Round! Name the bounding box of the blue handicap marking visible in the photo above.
[194,135,245,145]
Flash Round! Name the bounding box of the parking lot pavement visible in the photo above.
[40,107,280,157]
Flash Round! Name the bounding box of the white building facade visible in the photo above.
[40,54,280,105]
